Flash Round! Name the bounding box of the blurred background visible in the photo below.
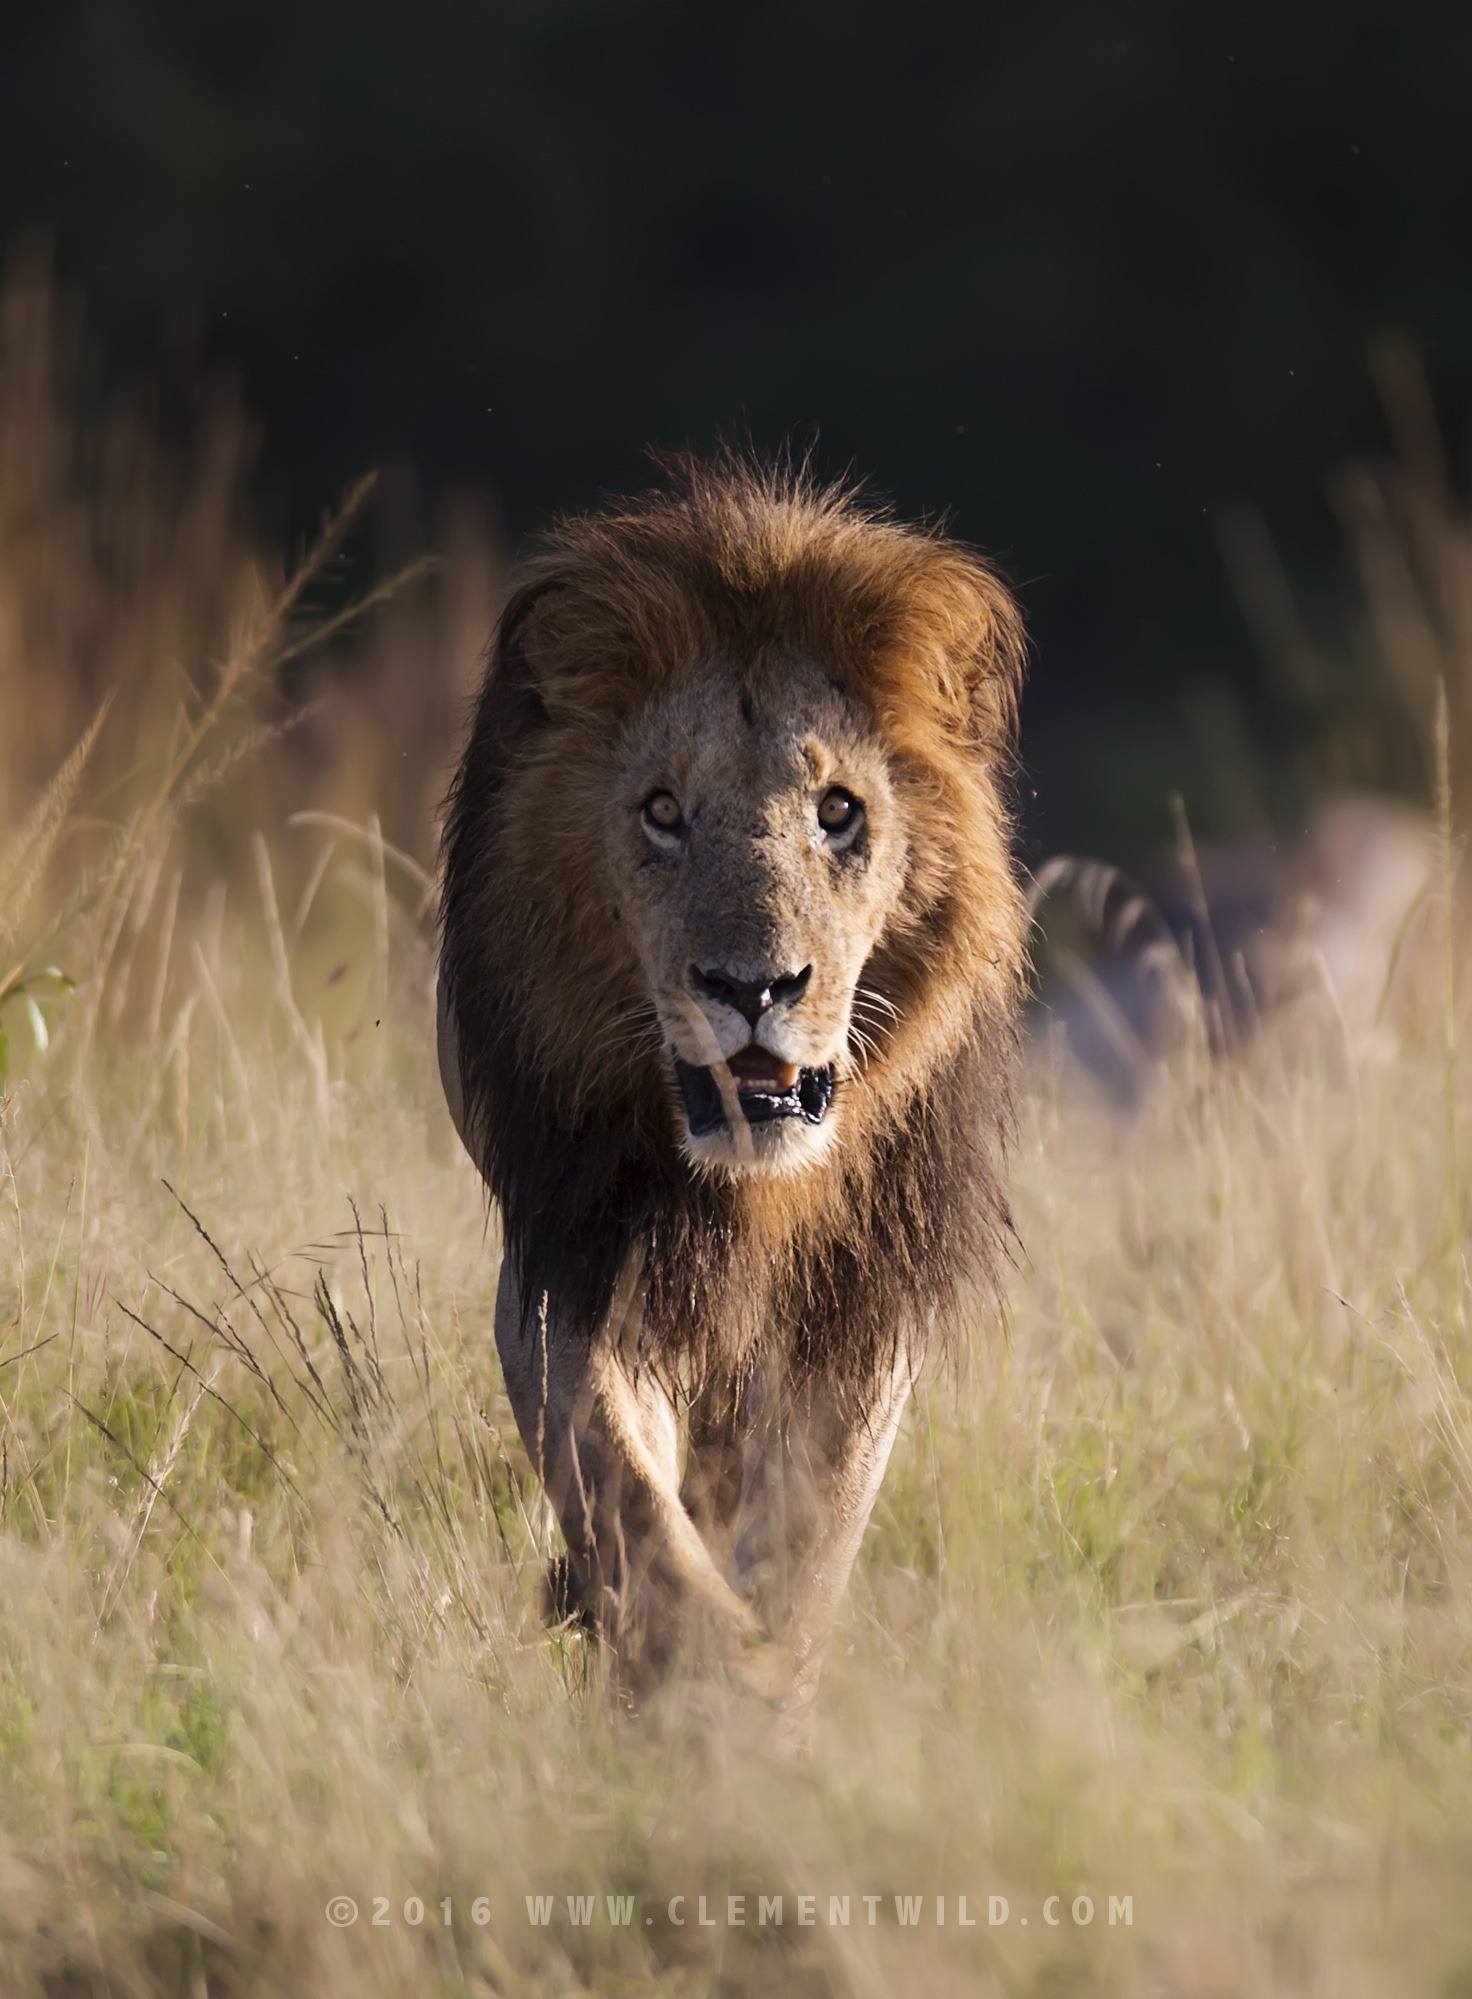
[1,0,1471,873]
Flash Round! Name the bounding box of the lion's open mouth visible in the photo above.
[674,1049,836,1138]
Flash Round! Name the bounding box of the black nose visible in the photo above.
[690,963,811,1027]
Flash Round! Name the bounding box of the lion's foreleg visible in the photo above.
[493,1261,759,1685]
[731,1347,918,1715]
[679,1373,752,1569]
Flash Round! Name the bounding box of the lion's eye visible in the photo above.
[817,787,861,836]
[643,791,684,834]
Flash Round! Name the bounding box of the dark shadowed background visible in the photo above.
[2,0,1469,857]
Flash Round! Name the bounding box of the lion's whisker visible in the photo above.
[853,984,901,1023]
[849,1003,889,1036]
[578,1002,663,1064]
[847,1022,881,1065]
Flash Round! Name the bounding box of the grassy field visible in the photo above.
[3,276,1472,1997]
[4,827,1471,1999]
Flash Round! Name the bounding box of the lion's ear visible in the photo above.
[958,557,1026,756]
[459,570,581,773]
[892,547,1032,755]
[490,563,629,722]
[489,571,568,721]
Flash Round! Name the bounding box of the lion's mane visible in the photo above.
[440,454,1027,1390]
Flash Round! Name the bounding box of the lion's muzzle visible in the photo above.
[671,957,838,1142]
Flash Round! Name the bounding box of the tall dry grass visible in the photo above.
[1218,340,1472,824]
[0,272,1469,1996]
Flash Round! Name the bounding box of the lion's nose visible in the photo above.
[690,963,811,1027]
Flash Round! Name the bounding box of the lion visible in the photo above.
[438,454,1027,1717]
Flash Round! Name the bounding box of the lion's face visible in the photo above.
[605,652,907,1176]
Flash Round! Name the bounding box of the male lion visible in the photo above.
[438,455,1025,1716]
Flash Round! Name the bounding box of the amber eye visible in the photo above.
[643,790,684,834]
[817,787,861,836]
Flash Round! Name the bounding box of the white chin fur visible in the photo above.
[680,1112,839,1179]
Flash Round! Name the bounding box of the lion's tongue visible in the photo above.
[724,1049,800,1094]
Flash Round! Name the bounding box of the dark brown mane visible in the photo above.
[440,452,1026,1392]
